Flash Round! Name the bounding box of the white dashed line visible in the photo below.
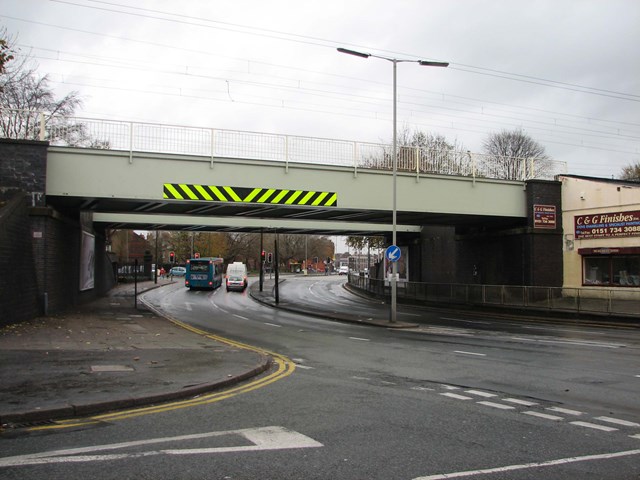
[411,386,435,392]
[503,398,538,407]
[570,421,618,432]
[523,411,564,421]
[595,417,640,428]
[351,376,371,381]
[454,351,486,356]
[233,314,249,320]
[264,323,281,328]
[465,390,497,398]
[440,385,460,390]
[413,449,640,480]
[631,434,640,440]
[546,407,583,416]
[349,337,370,342]
[440,393,473,400]
[477,401,515,410]
[295,365,314,370]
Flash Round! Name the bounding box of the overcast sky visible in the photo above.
[2,0,639,180]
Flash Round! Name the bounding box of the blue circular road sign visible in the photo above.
[385,245,401,262]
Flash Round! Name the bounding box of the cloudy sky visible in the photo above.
[2,0,639,179]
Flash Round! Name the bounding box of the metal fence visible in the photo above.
[1,110,567,181]
[347,275,640,318]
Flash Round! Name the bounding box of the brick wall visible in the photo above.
[0,140,116,326]
[0,194,41,325]
[0,139,48,205]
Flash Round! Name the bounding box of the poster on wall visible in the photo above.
[384,246,409,282]
[80,231,95,291]
[574,210,640,239]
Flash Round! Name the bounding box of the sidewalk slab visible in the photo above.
[0,280,269,427]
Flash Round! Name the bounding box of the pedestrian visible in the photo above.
[160,267,166,279]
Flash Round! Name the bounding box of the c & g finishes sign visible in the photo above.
[575,210,640,239]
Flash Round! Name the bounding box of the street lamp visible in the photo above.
[337,47,448,323]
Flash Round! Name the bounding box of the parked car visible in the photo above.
[338,265,349,275]
[170,266,186,276]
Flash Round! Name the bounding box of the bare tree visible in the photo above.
[481,129,553,180]
[0,29,109,147]
[0,28,15,77]
[620,162,640,181]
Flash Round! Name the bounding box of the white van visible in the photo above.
[226,262,248,291]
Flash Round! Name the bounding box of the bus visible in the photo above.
[185,257,224,290]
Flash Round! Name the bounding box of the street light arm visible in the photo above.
[419,60,449,67]
[337,47,371,59]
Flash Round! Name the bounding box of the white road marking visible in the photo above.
[233,314,249,320]
[477,401,515,410]
[547,407,583,416]
[349,337,370,342]
[440,384,460,390]
[570,421,618,432]
[454,351,486,356]
[411,386,435,391]
[412,449,640,480]
[0,426,323,467]
[264,323,282,328]
[523,411,564,421]
[440,393,472,400]
[631,434,640,440]
[510,337,622,348]
[184,302,193,311]
[295,365,314,370]
[465,390,497,398]
[441,317,492,325]
[351,376,371,381]
[595,416,640,428]
[503,398,538,407]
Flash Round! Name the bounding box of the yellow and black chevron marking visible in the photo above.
[163,184,337,207]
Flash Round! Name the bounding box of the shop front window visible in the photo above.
[612,256,640,286]
[583,255,640,286]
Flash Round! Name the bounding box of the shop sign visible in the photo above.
[575,210,640,239]
[533,204,556,229]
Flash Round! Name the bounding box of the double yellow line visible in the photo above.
[29,319,295,431]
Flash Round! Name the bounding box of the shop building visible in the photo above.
[559,175,640,296]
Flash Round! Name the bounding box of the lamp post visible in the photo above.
[338,47,448,323]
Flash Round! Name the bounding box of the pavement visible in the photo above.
[0,278,270,428]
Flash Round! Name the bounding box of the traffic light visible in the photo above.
[267,252,273,263]
[261,250,266,262]
[169,251,175,263]
[194,252,200,258]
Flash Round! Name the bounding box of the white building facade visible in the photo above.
[559,175,640,296]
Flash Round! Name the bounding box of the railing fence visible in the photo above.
[1,110,567,181]
[347,275,640,318]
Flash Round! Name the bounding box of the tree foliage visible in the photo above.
[620,162,640,181]
[481,129,553,180]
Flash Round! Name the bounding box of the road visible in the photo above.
[1,276,639,479]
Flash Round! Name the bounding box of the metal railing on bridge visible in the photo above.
[347,275,640,318]
[2,110,567,181]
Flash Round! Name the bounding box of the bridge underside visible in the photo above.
[47,195,525,236]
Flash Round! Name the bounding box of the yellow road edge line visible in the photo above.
[28,305,296,431]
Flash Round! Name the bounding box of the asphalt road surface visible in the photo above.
[1,276,639,479]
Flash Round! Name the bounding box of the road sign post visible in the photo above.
[385,245,401,323]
